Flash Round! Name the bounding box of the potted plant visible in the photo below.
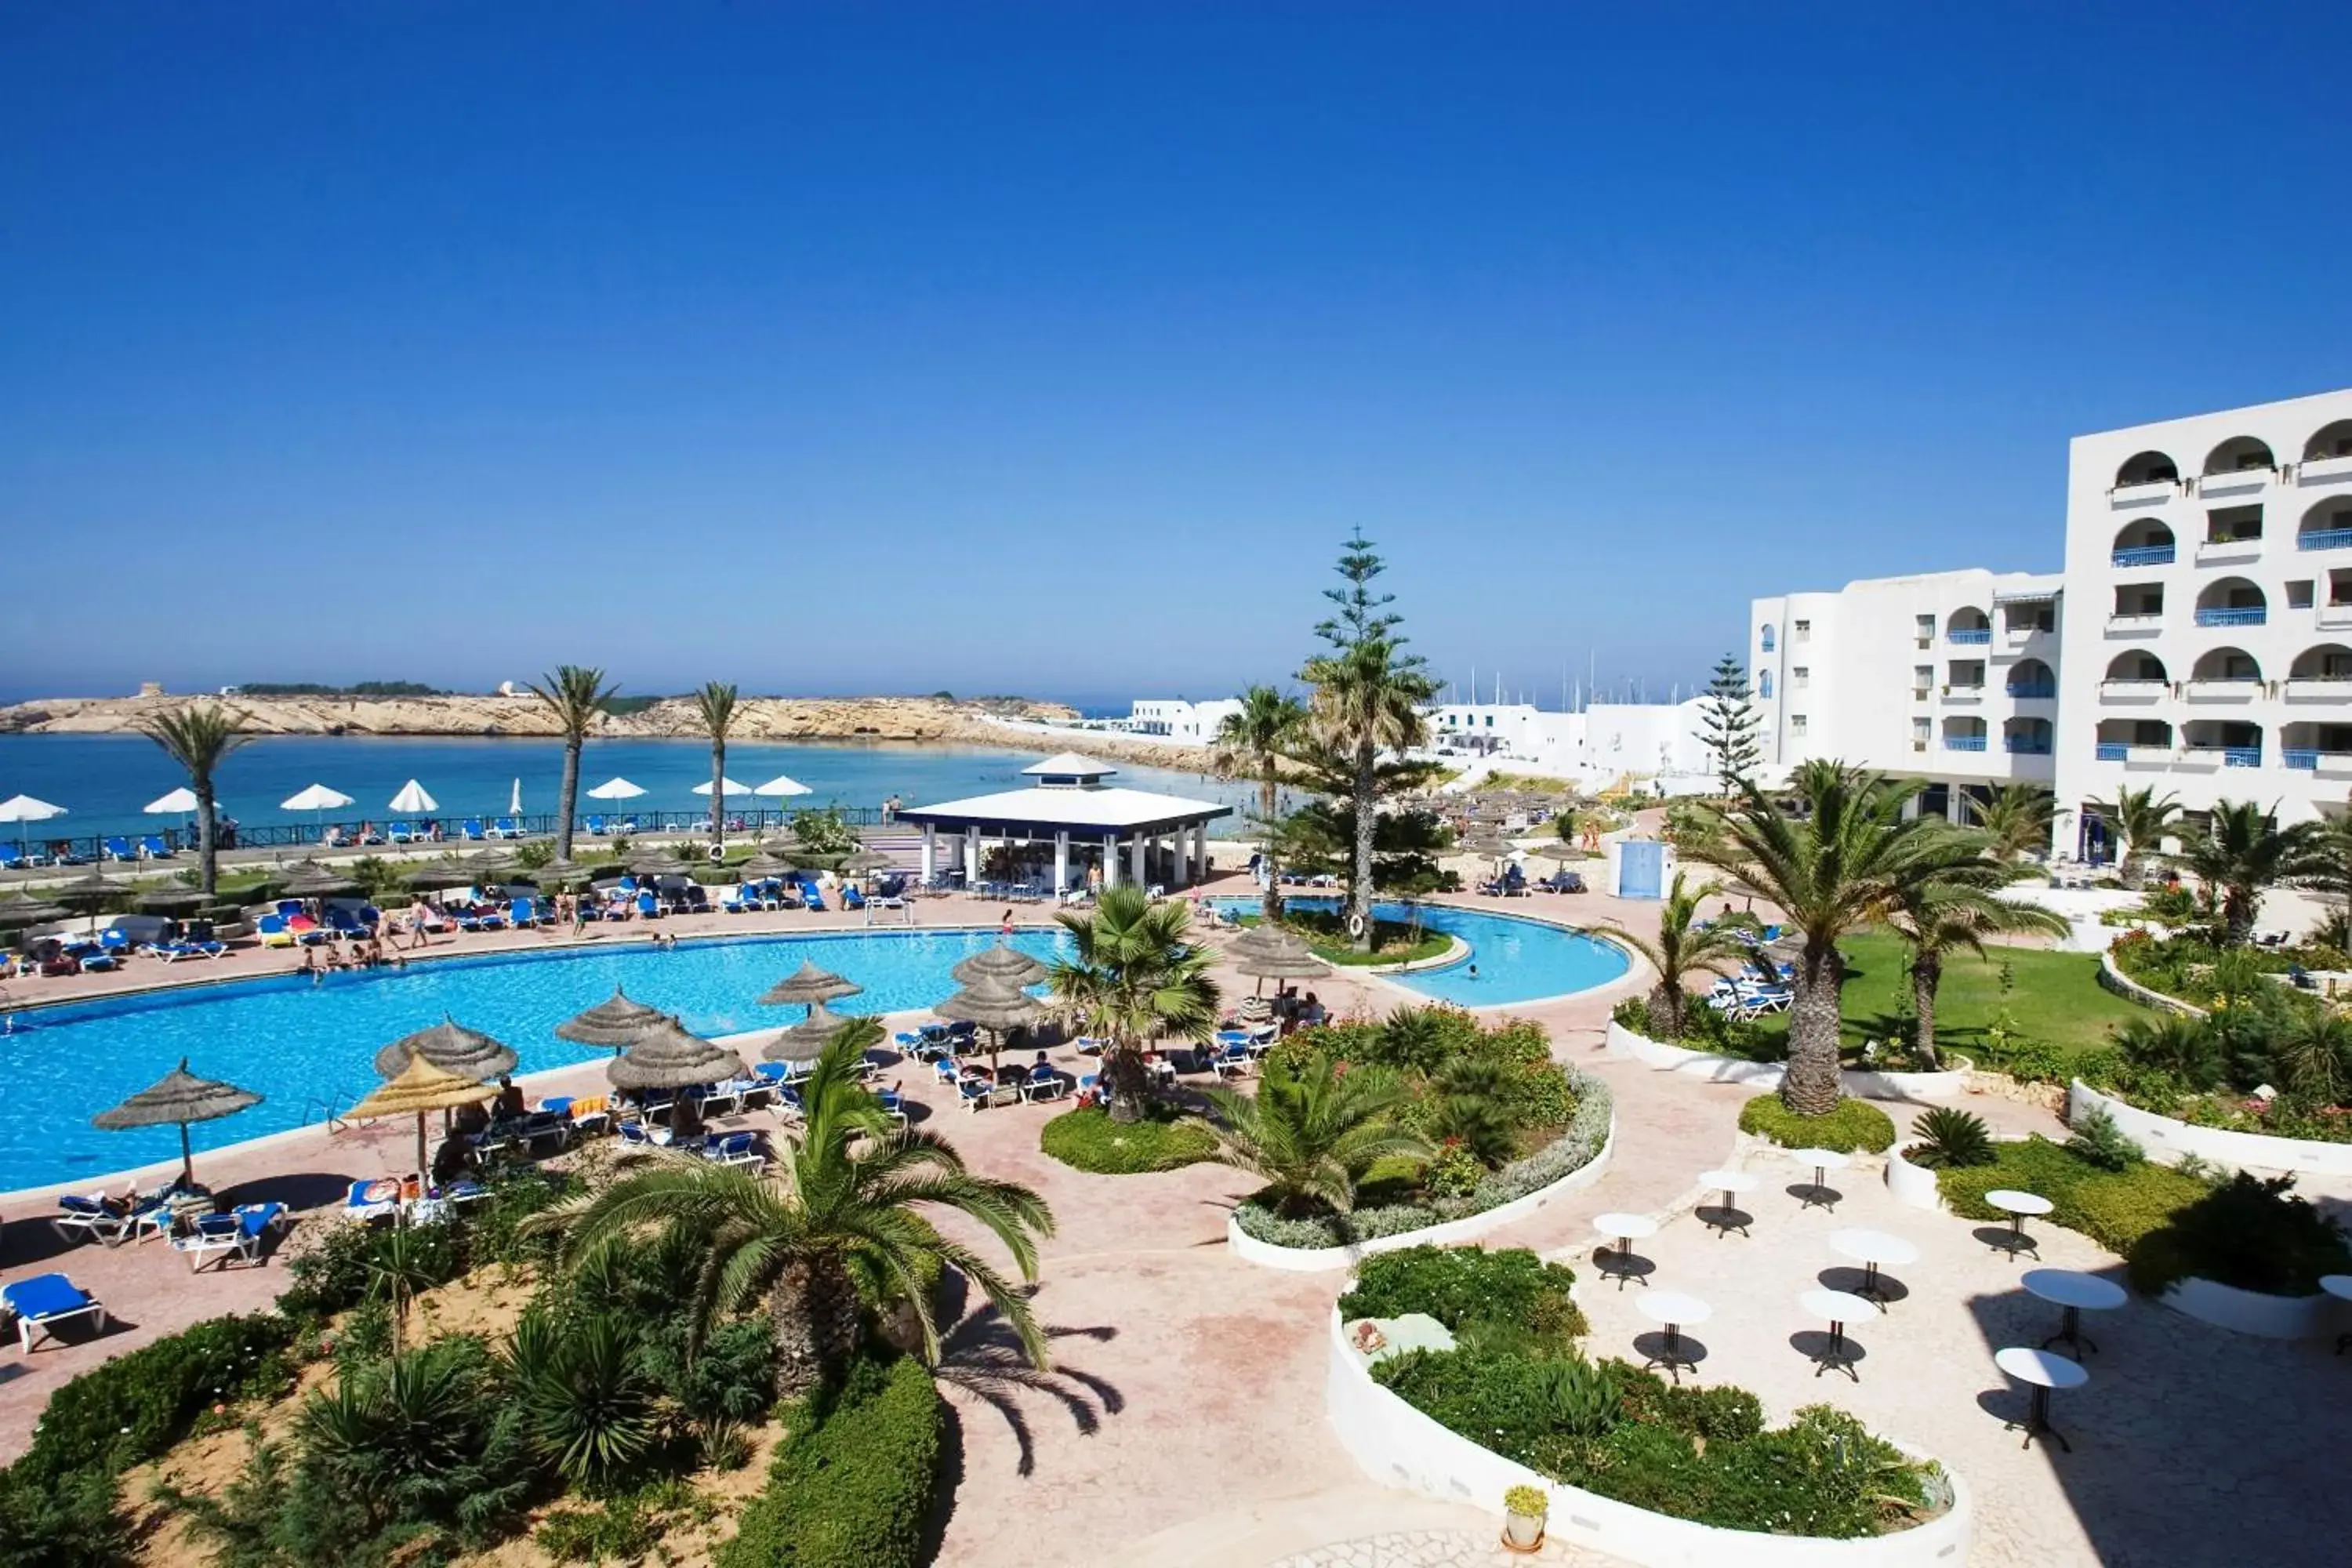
[1501,1484,1548,1553]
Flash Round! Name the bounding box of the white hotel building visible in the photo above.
[1753,387,2352,855]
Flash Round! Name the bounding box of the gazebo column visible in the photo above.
[1102,833,1120,887]
[1191,822,1208,884]
[1054,830,1069,891]
[1131,833,1148,888]
[964,829,982,884]
[920,824,937,884]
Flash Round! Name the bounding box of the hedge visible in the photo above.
[1040,1105,1218,1174]
[717,1355,944,1568]
[1737,1094,1895,1154]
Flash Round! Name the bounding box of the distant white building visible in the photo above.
[1125,698,1244,745]
[1423,699,1714,793]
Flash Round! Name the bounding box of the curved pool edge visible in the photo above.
[1221,894,1643,1010]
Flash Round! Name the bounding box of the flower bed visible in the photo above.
[1736,1093,1896,1154]
[1039,1105,1219,1174]
[2070,1080,2352,1174]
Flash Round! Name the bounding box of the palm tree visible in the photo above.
[1192,1053,1431,1219]
[2272,1010,2352,1106]
[1878,855,2069,1068]
[527,665,618,862]
[2178,798,2322,945]
[1212,684,1306,921]
[1048,885,1220,1121]
[138,703,249,895]
[1299,534,1439,951]
[1691,760,1996,1116]
[1966,784,2056,862]
[1596,870,1753,1041]
[2087,784,2182,884]
[548,1023,1054,1397]
[693,681,741,846]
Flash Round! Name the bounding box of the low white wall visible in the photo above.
[1324,1308,1973,1568]
[1604,1021,1969,1102]
[2159,1276,2343,1340]
[2070,1080,2352,1178]
[2096,948,2208,1018]
[1884,1142,1944,1211]
[1228,1115,1617,1272]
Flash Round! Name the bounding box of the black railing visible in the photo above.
[4,807,895,871]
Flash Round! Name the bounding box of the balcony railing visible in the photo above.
[2110,478,2176,509]
[2198,468,2271,500]
[1941,684,1984,702]
[2096,742,2129,761]
[1947,627,1993,645]
[2285,749,2320,771]
[2184,677,2263,701]
[2194,606,2267,627]
[1942,735,1988,752]
[2100,679,2168,700]
[2300,454,2352,487]
[2005,681,2057,698]
[2184,744,2263,768]
[2111,544,2176,567]
[2004,737,2053,755]
[2195,537,2263,565]
[2286,677,2352,700]
[2107,612,2164,633]
[2298,528,2352,552]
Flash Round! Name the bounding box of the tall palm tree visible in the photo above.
[1597,870,1753,1041]
[527,665,618,862]
[2179,798,2322,945]
[2087,784,2182,884]
[1966,784,2056,862]
[1212,685,1306,921]
[693,681,741,845]
[137,703,249,895]
[1299,533,1439,951]
[1047,884,1220,1122]
[1691,760,1995,1115]
[1878,855,2069,1068]
[1192,1053,1431,1219]
[548,1023,1054,1396]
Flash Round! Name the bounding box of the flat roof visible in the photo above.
[1022,752,1116,778]
[899,784,1231,837]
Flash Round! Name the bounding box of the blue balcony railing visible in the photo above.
[2096,742,2129,762]
[2285,749,2320,770]
[1943,735,1988,752]
[2004,737,2054,754]
[2005,681,2057,698]
[2111,545,2176,567]
[2186,745,2263,768]
[2298,529,2352,552]
[2194,607,2267,627]
[1947,628,1994,644]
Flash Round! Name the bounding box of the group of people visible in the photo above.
[297,930,405,980]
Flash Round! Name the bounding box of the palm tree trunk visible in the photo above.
[1351,743,1376,952]
[1259,770,1283,923]
[1781,940,1843,1116]
[557,736,582,862]
[1105,1043,1150,1124]
[710,739,725,845]
[771,1252,863,1397]
[1650,979,1684,1041]
[195,782,219,897]
[1911,951,1942,1069]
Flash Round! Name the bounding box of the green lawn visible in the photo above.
[1747,930,2148,1062]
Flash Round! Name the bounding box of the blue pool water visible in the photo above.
[1211,897,1628,1008]
[0,928,1064,1194]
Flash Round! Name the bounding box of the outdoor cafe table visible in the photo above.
[1985,1189,2055,1258]
[1798,1287,1879,1381]
[1829,1228,1920,1308]
[2023,1269,2126,1359]
[1788,1147,1851,1210]
[1635,1290,1711,1381]
[1697,1168,1758,1238]
[1995,1346,2089,1452]
[1593,1212,1659,1289]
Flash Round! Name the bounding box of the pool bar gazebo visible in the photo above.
[898,754,1230,895]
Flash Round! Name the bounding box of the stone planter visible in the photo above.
[1603,1020,1970,1102]
[2158,1276,2342,1340]
[1884,1143,1944,1211]
[2069,1080,2352,1178]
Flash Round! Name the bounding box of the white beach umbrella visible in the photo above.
[510,777,524,817]
[0,793,66,859]
[387,779,439,815]
[144,787,199,815]
[691,777,753,796]
[753,774,812,797]
[586,777,646,801]
[281,782,354,844]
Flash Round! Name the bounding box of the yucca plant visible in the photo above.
[506,1310,659,1489]
[1904,1106,1994,1169]
[1421,1057,1518,1168]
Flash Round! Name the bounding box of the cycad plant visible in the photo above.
[299,1337,530,1537]
[1192,1053,1432,1218]
[137,702,248,895]
[2271,1010,2352,1106]
[527,665,618,862]
[1212,684,1307,920]
[1597,870,1752,1041]
[1904,1107,1994,1169]
[1047,884,1221,1121]
[693,681,741,846]
[1966,784,2056,862]
[1422,1057,1518,1168]
[2112,1012,2224,1091]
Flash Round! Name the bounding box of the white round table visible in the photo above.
[1789,1147,1851,1210]
[1985,1189,2055,1258]
[2317,1274,2352,1353]
[1829,1228,1920,1308]
[1798,1288,1879,1381]
[1593,1212,1658,1288]
[2022,1269,2126,1358]
[1698,1169,1758,1238]
[1635,1290,1711,1380]
[1994,1345,2089,1451]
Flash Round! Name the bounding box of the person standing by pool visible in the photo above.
[1000,908,1014,935]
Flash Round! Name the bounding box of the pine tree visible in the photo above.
[1697,653,1761,793]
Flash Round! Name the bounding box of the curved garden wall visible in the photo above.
[2096,947,2208,1018]
[1604,1021,1969,1102]
[2068,1080,2352,1178]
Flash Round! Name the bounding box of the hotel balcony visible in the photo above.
[2300,453,2352,489]
[2180,744,2263,768]
[2198,469,2271,503]
[2285,677,2352,702]
[2110,479,2177,510]
[2106,613,2164,635]
[2317,604,2352,632]
[1943,735,1988,753]
[2093,742,2177,765]
[2194,606,2267,628]
[2194,538,2264,567]
[2111,543,2176,568]
[2183,678,2263,704]
[2005,679,2056,699]
[1947,627,1993,646]
[2100,680,2169,702]
[1940,684,1984,703]
[2296,528,2352,553]
[2003,736,2053,755]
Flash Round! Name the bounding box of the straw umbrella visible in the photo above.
[760,960,862,1009]
[557,986,670,1050]
[952,938,1049,989]
[403,860,474,891]
[277,859,359,898]
[736,849,798,881]
[608,1018,746,1137]
[53,869,125,932]
[533,857,593,887]
[628,847,693,878]
[764,1006,855,1065]
[934,975,1045,1075]
[1233,926,1331,995]
[840,847,892,874]
[345,1055,492,1179]
[0,888,69,932]
[91,1058,263,1191]
[373,1016,519,1082]
[133,887,211,916]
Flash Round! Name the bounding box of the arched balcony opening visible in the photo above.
[2003,717,2054,756]
[2189,647,2262,684]
[2095,717,2173,761]
[2194,577,2267,627]
[2111,518,2176,566]
[2303,419,2352,463]
[2106,651,2168,683]
[2291,644,2352,680]
[2005,658,2056,699]
[1945,606,1992,644]
[2203,435,2276,476]
[2115,450,2180,486]
[1940,716,1988,753]
[2297,497,2352,554]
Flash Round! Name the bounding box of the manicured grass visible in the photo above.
[1737,1094,1895,1154]
[1040,1105,1219,1174]
[1747,930,2146,1063]
[1233,911,1454,967]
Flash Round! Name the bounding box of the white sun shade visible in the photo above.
[586,777,647,800]
[387,779,439,814]
[753,774,812,797]
[0,793,67,824]
[691,777,753,796]
[144,787,200,815]
[280,783,355,812]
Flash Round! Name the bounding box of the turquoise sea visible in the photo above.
[0,733,1263,842]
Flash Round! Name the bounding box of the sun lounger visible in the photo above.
[584,815,608,836]
[705,1131,765,1168]
[3,1273,109,1351]
[635,891,660,920]
[1210,1041,1254,1079]
[139,833,172,858]
[343,1178,402,1224]
[389,821,416,844]
[49,1192,154,1247]
[841,886,867,911]
[103,836,135,862]
[146,939,227,962]
[461,818,485,841]
[798,880,826,912]
[173,1202,290,1271]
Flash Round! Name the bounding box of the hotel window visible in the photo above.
[1915,613,1936,648]
[1791,666,1809,690]
[2288,579,2315,610]
[1790,714,1808,735]
[1914,666,1933,695]
[1759,671,1773,699]
[1793,619,1812,642]
[1912,717,1932,739]
[1760,623,1776,652]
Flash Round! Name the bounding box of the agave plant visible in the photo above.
[505,1308,660,1488]
[1904,1106,1994,1169]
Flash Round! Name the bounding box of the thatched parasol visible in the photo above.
[0,888,70,929]
[403,860,475,891]
[464,849,530,883]
[1528,842,1585,862]
[951,939,1049,988]
[1235,927,1331,990]
[763,1003,853,1063]
[608,1018,745,1092]
[736,850,798,880]
[628,848,693,878]
[277,859,360,898]
[934,977,1045,1073]
[53,868,127,909]
[91,1058,263,1190]
[760,960,862,1008]
[374,1016,519,1081]
[346,1055,492,1176]
[532,856,593,887]
[557,986,672,1050]
[133,887,212,915]
[839,847,892,874]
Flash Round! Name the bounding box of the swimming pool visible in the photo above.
[0,928,1065,1195]
[1210,897,1629,1009]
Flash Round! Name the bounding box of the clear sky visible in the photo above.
[3,2,2345,710]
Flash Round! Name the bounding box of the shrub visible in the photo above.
[1737,1094,1896,1153]
[1039,1105,1218,1173]
[1232,1200,1439,1247]
[1339,1246,1586,1349]
[279,1214,467,1323]
[10,1312,300,1487]
[717,1355,943,1568]
[2125,1171,2352,1297]
[1938,1135,2211,1261]
[0,1466,127,1568]
[2064,1105,2143,1172]
[1904,1107,1994,1169]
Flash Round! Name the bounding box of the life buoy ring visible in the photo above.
[1347,912,1367,938]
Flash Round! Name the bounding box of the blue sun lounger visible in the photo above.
[3,1272,110,1351]
[103,836,135,862]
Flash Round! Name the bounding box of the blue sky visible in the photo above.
[3,2,2345,710]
